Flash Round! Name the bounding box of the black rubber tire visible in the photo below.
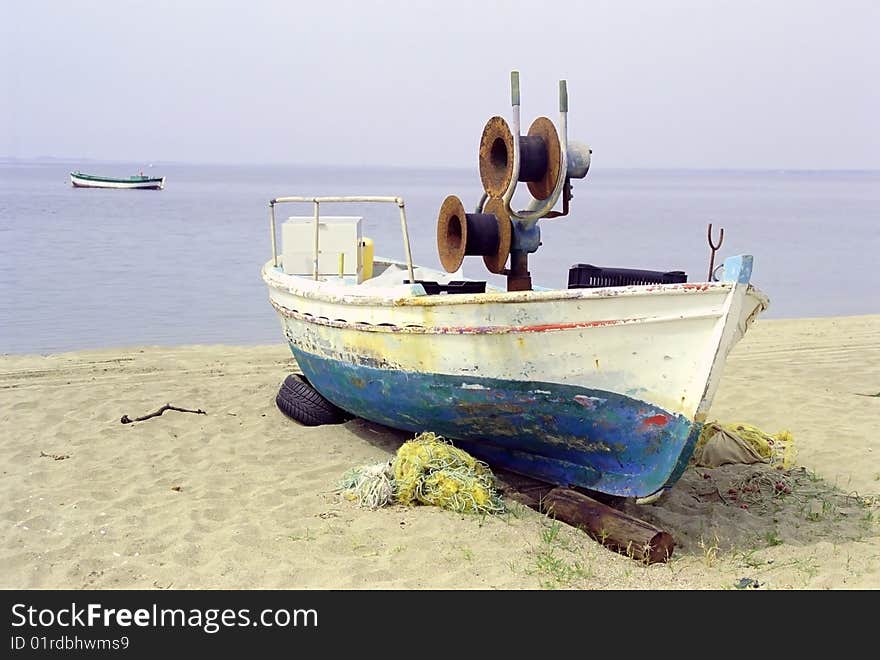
[275,374,351,426]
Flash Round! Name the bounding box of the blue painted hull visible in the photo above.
[292,347,702,498]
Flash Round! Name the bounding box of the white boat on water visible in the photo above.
[70,170,165,190]
[260,73,769,500]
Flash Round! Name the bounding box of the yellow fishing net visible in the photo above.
[339,432,504,514]
[394,432,504,513]
[695,421,797,469]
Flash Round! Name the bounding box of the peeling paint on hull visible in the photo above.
[292,347,701,498]
[264,254,768,499]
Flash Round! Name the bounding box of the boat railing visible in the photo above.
[268,196,415,283]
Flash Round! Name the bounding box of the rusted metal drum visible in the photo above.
[436,194,506,273]
[478,115,562,200]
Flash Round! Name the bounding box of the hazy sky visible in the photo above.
[2,0,877,169]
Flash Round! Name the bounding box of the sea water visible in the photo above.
[1,160,878,355]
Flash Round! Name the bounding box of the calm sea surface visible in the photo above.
[1,161,878,355]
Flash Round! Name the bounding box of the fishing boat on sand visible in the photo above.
[261,72,769,501]
[70,170,165,190]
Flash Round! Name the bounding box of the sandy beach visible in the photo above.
[2,315,878,590]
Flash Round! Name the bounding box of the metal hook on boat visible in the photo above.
[707,222,724,281]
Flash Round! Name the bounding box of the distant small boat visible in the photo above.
[70,170,165,190]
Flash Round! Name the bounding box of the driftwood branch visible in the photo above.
[120,403,206,424]
[40,451,70,461]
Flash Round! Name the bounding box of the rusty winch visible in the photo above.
[436,71,592,291]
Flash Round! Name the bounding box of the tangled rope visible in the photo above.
[339,432,504,515]
[338,461,395,510]
[725,465,879,516]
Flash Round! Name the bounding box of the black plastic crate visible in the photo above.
[405,280,487,295]
[568,264,687,289]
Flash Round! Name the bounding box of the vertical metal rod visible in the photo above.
[312,200,320,281]
[507,251,532,291]
[505,76,568,224]
[269,202,278,268]
[510,69,520,107]
[397,199,416,283]
[707,223,725,281]
[503,71,521,207]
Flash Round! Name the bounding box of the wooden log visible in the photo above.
[542,487,674,564]
[495,469,674,564]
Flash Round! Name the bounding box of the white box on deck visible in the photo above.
[281,216,363,281]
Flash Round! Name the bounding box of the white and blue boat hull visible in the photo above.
[263,255,767,499]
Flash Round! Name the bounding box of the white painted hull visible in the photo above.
[70,173,165,190]
[262,255,768,497]
[263,259,766,421]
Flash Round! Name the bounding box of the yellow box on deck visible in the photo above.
[361,236,374,280]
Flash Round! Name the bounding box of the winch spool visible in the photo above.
[480,196,512,274]
[436,194,509,273]
[439,72,591,288]
[478,116,562,200]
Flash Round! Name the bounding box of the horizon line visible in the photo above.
[1,155,879,174]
